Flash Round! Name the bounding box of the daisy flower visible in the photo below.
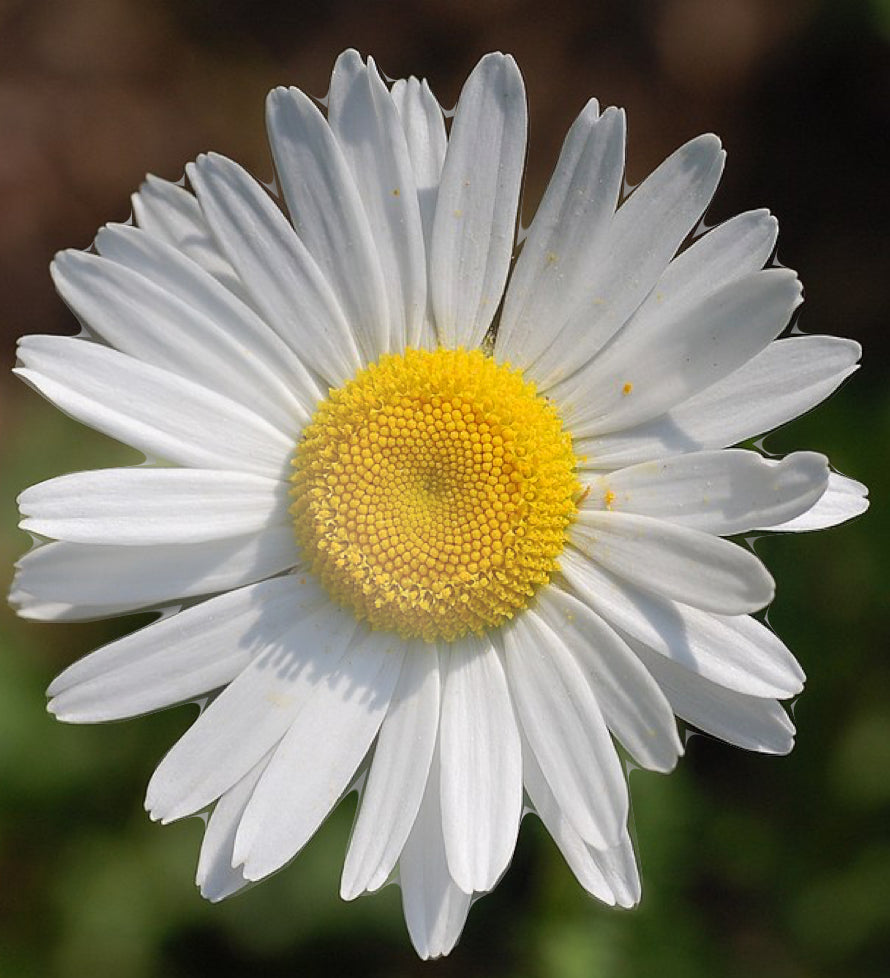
[12,50,867,958]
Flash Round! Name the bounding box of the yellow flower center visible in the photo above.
[290,347,579,642]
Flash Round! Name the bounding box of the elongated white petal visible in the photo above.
[559,551,804,697]
[197,753,270,902]
[20,468,289,546]
[557,269,802,436]
[535,586,682,772]
[580,336,861,468]
[131,174,251,303]
[12,527,297,621]
[568,510,774,614]
[631,639,796,753]
[145,599,357,822]
[529,134,725,388]
[522,743,640,908]
[758,472,868,532]
[341,643,440,899]
[16,336,293,478]
[185,153,362,388]
[439,633,523,893]
[642,207,778,308]
[502,610,628,847]
[47,576,305,722]
[496,101,625,370]
[266,84,389,361]
[85,225,320,427]
[400,746,472,960]
[581,450,829,536]
[391,76,447,270]
[431,53,526,349]
[236,631,405,880]
[328,51,426,349]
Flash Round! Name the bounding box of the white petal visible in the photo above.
[47,576,304,722]
[529,134,725,388]
[439,633,523,893]
[580,336,861,468]
[19,467,289,546]
[12,527,298,622]
[556,269,802,436]
[197,753,270,902]
[568,510,774,614]
[186,152,362,388]
[758,472,869,532]
[399,745,472,960]
[581,450,829,536]
[534,586,682,772]
[617,207,778,347]
[391,76,447,266]
[145,597,357,822]
[328,51,427,349]
[496,101,625,370]
[502,610,628,846]
[522,743,639,908]
[430,53,526,348]
[341,642,440,899]
[559,551,804,698]
[131,174,251,303]
[86,225,320,427]
[236,631,405,880]
[266,84,389,361]
[631,639,796,754]
[16,336,293,478]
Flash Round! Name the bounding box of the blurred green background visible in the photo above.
[1,1,888,975]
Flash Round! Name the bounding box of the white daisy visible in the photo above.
[11,50,867,959]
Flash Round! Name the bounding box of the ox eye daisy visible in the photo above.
[11,49,867,959]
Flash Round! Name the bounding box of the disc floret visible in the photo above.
[290,347,579,641]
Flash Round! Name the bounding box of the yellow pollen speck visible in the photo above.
[392,188,400,197]
[604,489,616,509]
[622,382,633,396]
[290,347,580,642]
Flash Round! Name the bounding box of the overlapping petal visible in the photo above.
[130,174,252,304]
[16,336,293,478]
[559,550,804,698]
[341,642,440,899]
[12,529,298,621]
[235,630,405,881]
[266,82,390,361]
[579,335,861,467]
[47,577,304,722]
[525,134,726,388]
[399,746,472,959]
[503,610,629,848]
[327,51,427,350]
[430,53,526,349]
[186,152,362,388]
[569,510,775,615]
[145,596,357,823]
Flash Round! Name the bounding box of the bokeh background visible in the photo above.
[1,1,888,975]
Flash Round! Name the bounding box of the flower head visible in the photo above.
[12,50,867,958]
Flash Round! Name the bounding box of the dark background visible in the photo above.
[1,1,887,975]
